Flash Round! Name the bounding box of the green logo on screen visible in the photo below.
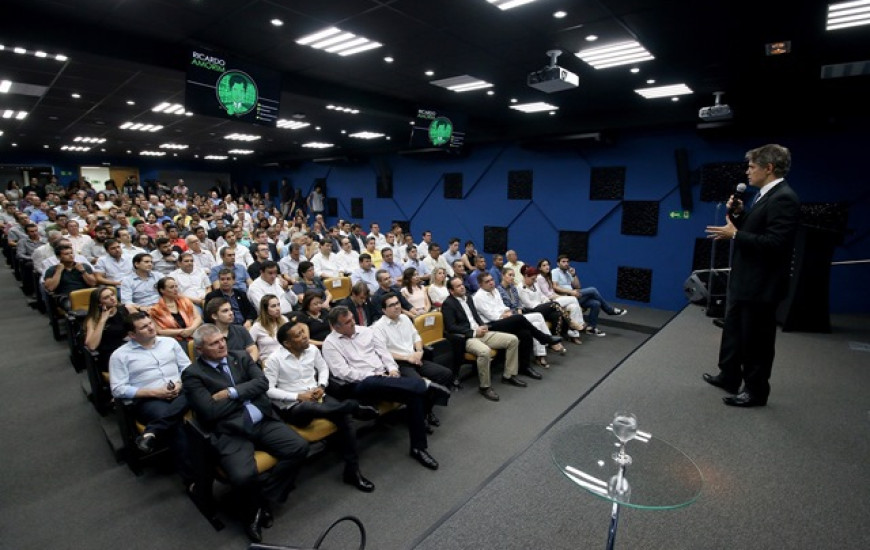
[428,116,453,146]
[216,71,258,117]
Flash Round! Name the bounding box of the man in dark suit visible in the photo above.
[704,144,800,407]
[205,268,257,328]
[183,324,309,542]
[339,281,381,326]
[441,276,525,401]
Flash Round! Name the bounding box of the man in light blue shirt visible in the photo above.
[108,312,193,483]
[350,253,379,293]
[551,254,626,337]
[120,253,164,312]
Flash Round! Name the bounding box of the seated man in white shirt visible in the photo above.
[310,239,341,279]
[185,234,215,274]
[94,238,134,286]
[403,245,431,284]
[372,292,452,430]
[322,306,446,470]
[422,243,453,277]
[278,243,306,285]
[247,260,297,314]
[169,252,211,308]
[334,237,359,276]
[263,318,379,493]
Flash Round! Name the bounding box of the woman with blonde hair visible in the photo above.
[249,294,288,362]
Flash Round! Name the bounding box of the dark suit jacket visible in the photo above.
[338,296,381,326]
[182,351,280,438]
[204,288,257,322]
[350,235,364,253]
[373,285,413,316]
[730,180,800,303]
[442,295,486,339]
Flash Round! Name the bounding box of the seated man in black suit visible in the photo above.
[372,269,416,319]
[204,268,257,329]
[183,324,309,542]
[322,306,447,470]
[339,281,381,326]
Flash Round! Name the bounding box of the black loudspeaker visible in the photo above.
[326,197,338,217]
[350,198,364,219]
[684,269,728,317]
[675,148,693,212]
[267,180,279,199]
[444,173,463,199]
[376,174,393,198]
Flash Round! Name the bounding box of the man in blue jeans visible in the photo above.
[551,254,626,336]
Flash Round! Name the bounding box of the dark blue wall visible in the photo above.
[6,126,868,313]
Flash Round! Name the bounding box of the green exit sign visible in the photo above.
[669,210,691,220]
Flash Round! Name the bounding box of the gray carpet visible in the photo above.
[0,262,661,550]
[413,306,870,549]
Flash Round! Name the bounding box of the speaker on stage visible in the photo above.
[684,269,729,318]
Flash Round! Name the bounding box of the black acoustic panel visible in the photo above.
[590,166,626,200]
[350,198,364,219]
[508,170,533,200]
[692,238,732,271]
[444,172,463,199]
[621,201,659,236]
[616,266,652,303]
[675,148,693,212]
[267,180,279,198]
[483,226,508,254]
[325,197,338,217]
[699,162,744,202]
[392,220,411,235]
[799,202,850,234]
[376,174,393,198]
[558,231,588,262]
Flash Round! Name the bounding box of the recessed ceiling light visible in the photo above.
[488,0,540,11]
[671,97,680,102]
[827,0,870,31]
[487,90,495,96]
[553,11,567,18]
[228,149,254,154]
[549,111,556,115]
[126,100,135,105]
[48,115,58,120]
[302,142,334,149]
[430,75,493,93]
[384,56,394,63]
[425,70,434,76]
[576,40,654,69]
[635,83,693,99]
[630,67,640,73]
[277,119,311,130]
[140,151,166,156]
[315,126,322,130]
[101,148,106,152]
[55,54,68,62]
[646,79,656,84]
[349,131,385,139]
[14,47,26,55]
[34,51,47,58]
[510,98,518,103]
[340,129,347,134]
[0,80,11,93]
[270,18,284,27]
[224,133,261,141]
[43,144,49,148]
[71,93,81,99]
[586,35,598,42]
[11,143,17,147]
[510,101,558,113]
[296,27,382,56]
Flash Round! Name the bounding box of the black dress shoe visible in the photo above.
[479,387,500,401]
[541,334,562,346]
[702,373,740,394]
[521,366,543,380]
[451,378,463,391]
[353,404,380,421]
[343,469,375,492]
[135,433,155,454]
[427,382,452,406]
[259,504,274,528]
[723,392,767,407]
[410,448,439,470]
[501,376,528,387]
[426,411,440,427]
[245,509,264,542]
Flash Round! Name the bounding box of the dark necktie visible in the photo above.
[357,305,366,326]
[219,360,263,426]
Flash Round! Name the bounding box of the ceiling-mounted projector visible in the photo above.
[699,91,733,121]
[528,49,579,93]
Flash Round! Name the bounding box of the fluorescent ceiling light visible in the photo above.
[228,149,254,154]
[349,131,385,139]
[56,54,68,61]
[576,41,654,69]
[34,51,47,58]
[119,121,163,131]
[73,137,106,143]
[510,101,558,113]
[277,119,311,129]
[487,0,538,10]
[225,133,261,141]
[159,143,188,149]
[827,0,870,30]
[297,27,382,56]
[139,151,166,156]
[0,80,11,93]
[270,18,283,27]
[634,83,693,99]
[60,145,91,151]
[13,47,26,54]
[302,142,335,148]
[152,102,186,115]
[430,75,494,93]
[204,155,228,160]
[326,105,360,114]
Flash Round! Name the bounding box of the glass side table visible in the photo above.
[551,423,703,549]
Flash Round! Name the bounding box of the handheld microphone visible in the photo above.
[728,183,747,218]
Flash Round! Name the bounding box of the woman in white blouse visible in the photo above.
[529,262,585,345]
[249,294,288,362]
[426,267,449,309]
